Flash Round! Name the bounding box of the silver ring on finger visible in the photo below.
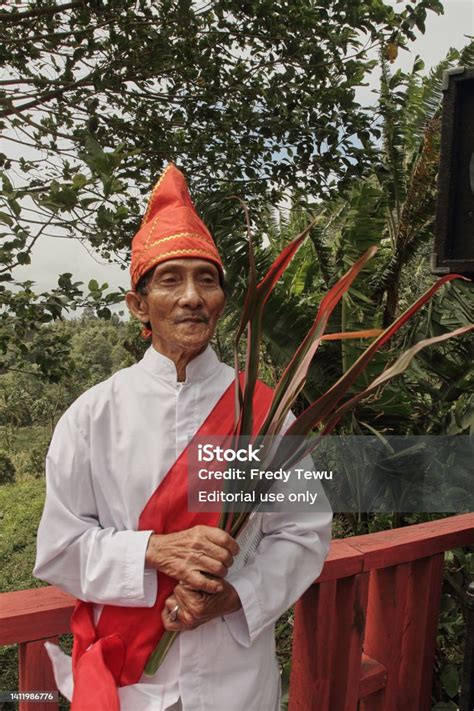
[169,604,180,622]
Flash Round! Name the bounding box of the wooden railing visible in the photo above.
[289,513,474,710]
[1,513,473,711]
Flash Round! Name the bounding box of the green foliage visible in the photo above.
[216,43,474,440]
[0,0,447,376]
[0,477,46,592]
[433,548,474,705]
[0,476,52,710]
[0,314,138,442]
[0,276,124,381]
[0,449,15,485]
[24,444,49,478]
[206,43,473,709]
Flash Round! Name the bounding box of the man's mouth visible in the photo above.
[175,317,208,324]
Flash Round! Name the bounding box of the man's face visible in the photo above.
[127,259,226,355]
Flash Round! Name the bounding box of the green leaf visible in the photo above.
[16,252,31,265]
[0,212,13,226]
[72,174,89,189]
[413,56,425,73]
[97,307,111,319]
[9,199,21,218]
[1,173,14,195]
[440,663,460,699]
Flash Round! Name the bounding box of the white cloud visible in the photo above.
[14,234,130,294]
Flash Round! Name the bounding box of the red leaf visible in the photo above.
[286,274,469,436]
[259,245,378,435]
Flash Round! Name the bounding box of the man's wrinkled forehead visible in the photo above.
[136,257,225,294]
[153,258,221,275]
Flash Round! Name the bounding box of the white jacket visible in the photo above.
[33,345,332,711]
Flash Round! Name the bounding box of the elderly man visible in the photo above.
[33,164,332,711]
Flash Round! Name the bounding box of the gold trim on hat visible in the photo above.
[143,231,215,251]
[141,247,220,268]
[132,247,222,287]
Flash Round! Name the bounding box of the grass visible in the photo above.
[0,475,51,711]
[0,477,47,594]
[0,430,72,711]
[0,425,50,454]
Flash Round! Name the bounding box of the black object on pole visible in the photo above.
[432,66,474,277]
[460,581,474,711]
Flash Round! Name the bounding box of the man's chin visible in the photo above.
[175,321,209,336]
[173,327,212,350]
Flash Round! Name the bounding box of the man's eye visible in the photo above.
[160,277,179,285]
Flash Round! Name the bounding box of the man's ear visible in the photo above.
[125,290,150,325]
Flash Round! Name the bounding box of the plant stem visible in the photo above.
[144,631,178,676]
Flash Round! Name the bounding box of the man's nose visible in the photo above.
[177,278,204,308]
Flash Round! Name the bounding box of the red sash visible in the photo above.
[70,376,274,710]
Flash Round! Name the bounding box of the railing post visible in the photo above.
[18,637,59,711]
[361,553,445,711]
[360,561,410,710]
[289,572,369,711]
[460,581,474,711]
[398,553,445,710]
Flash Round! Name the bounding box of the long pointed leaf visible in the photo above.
[258,217,318,305]
[259,246,378,436]
[321,329,384,341]
[321,324,474,434]
[286,274,469,437]
[238,218,317,434]
[271,323,473,473]
[232,198,258,428]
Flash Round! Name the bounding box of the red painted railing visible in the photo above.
[1,513,473,711]
[289,513,474,710]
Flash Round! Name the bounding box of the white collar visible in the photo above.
[139,344,221,384]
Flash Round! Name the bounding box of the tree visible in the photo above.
[0,0,444,377]
[214,41,474,435]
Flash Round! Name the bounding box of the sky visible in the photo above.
[11,0,474,317]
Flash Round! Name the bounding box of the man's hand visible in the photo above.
[145,525,239,594]
[162,580,242,632]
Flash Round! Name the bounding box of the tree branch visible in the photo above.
[0,76,94,117]
[0,214,54,275]
[0,1,85,23]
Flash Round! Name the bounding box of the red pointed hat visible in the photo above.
[130,163,223,290]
